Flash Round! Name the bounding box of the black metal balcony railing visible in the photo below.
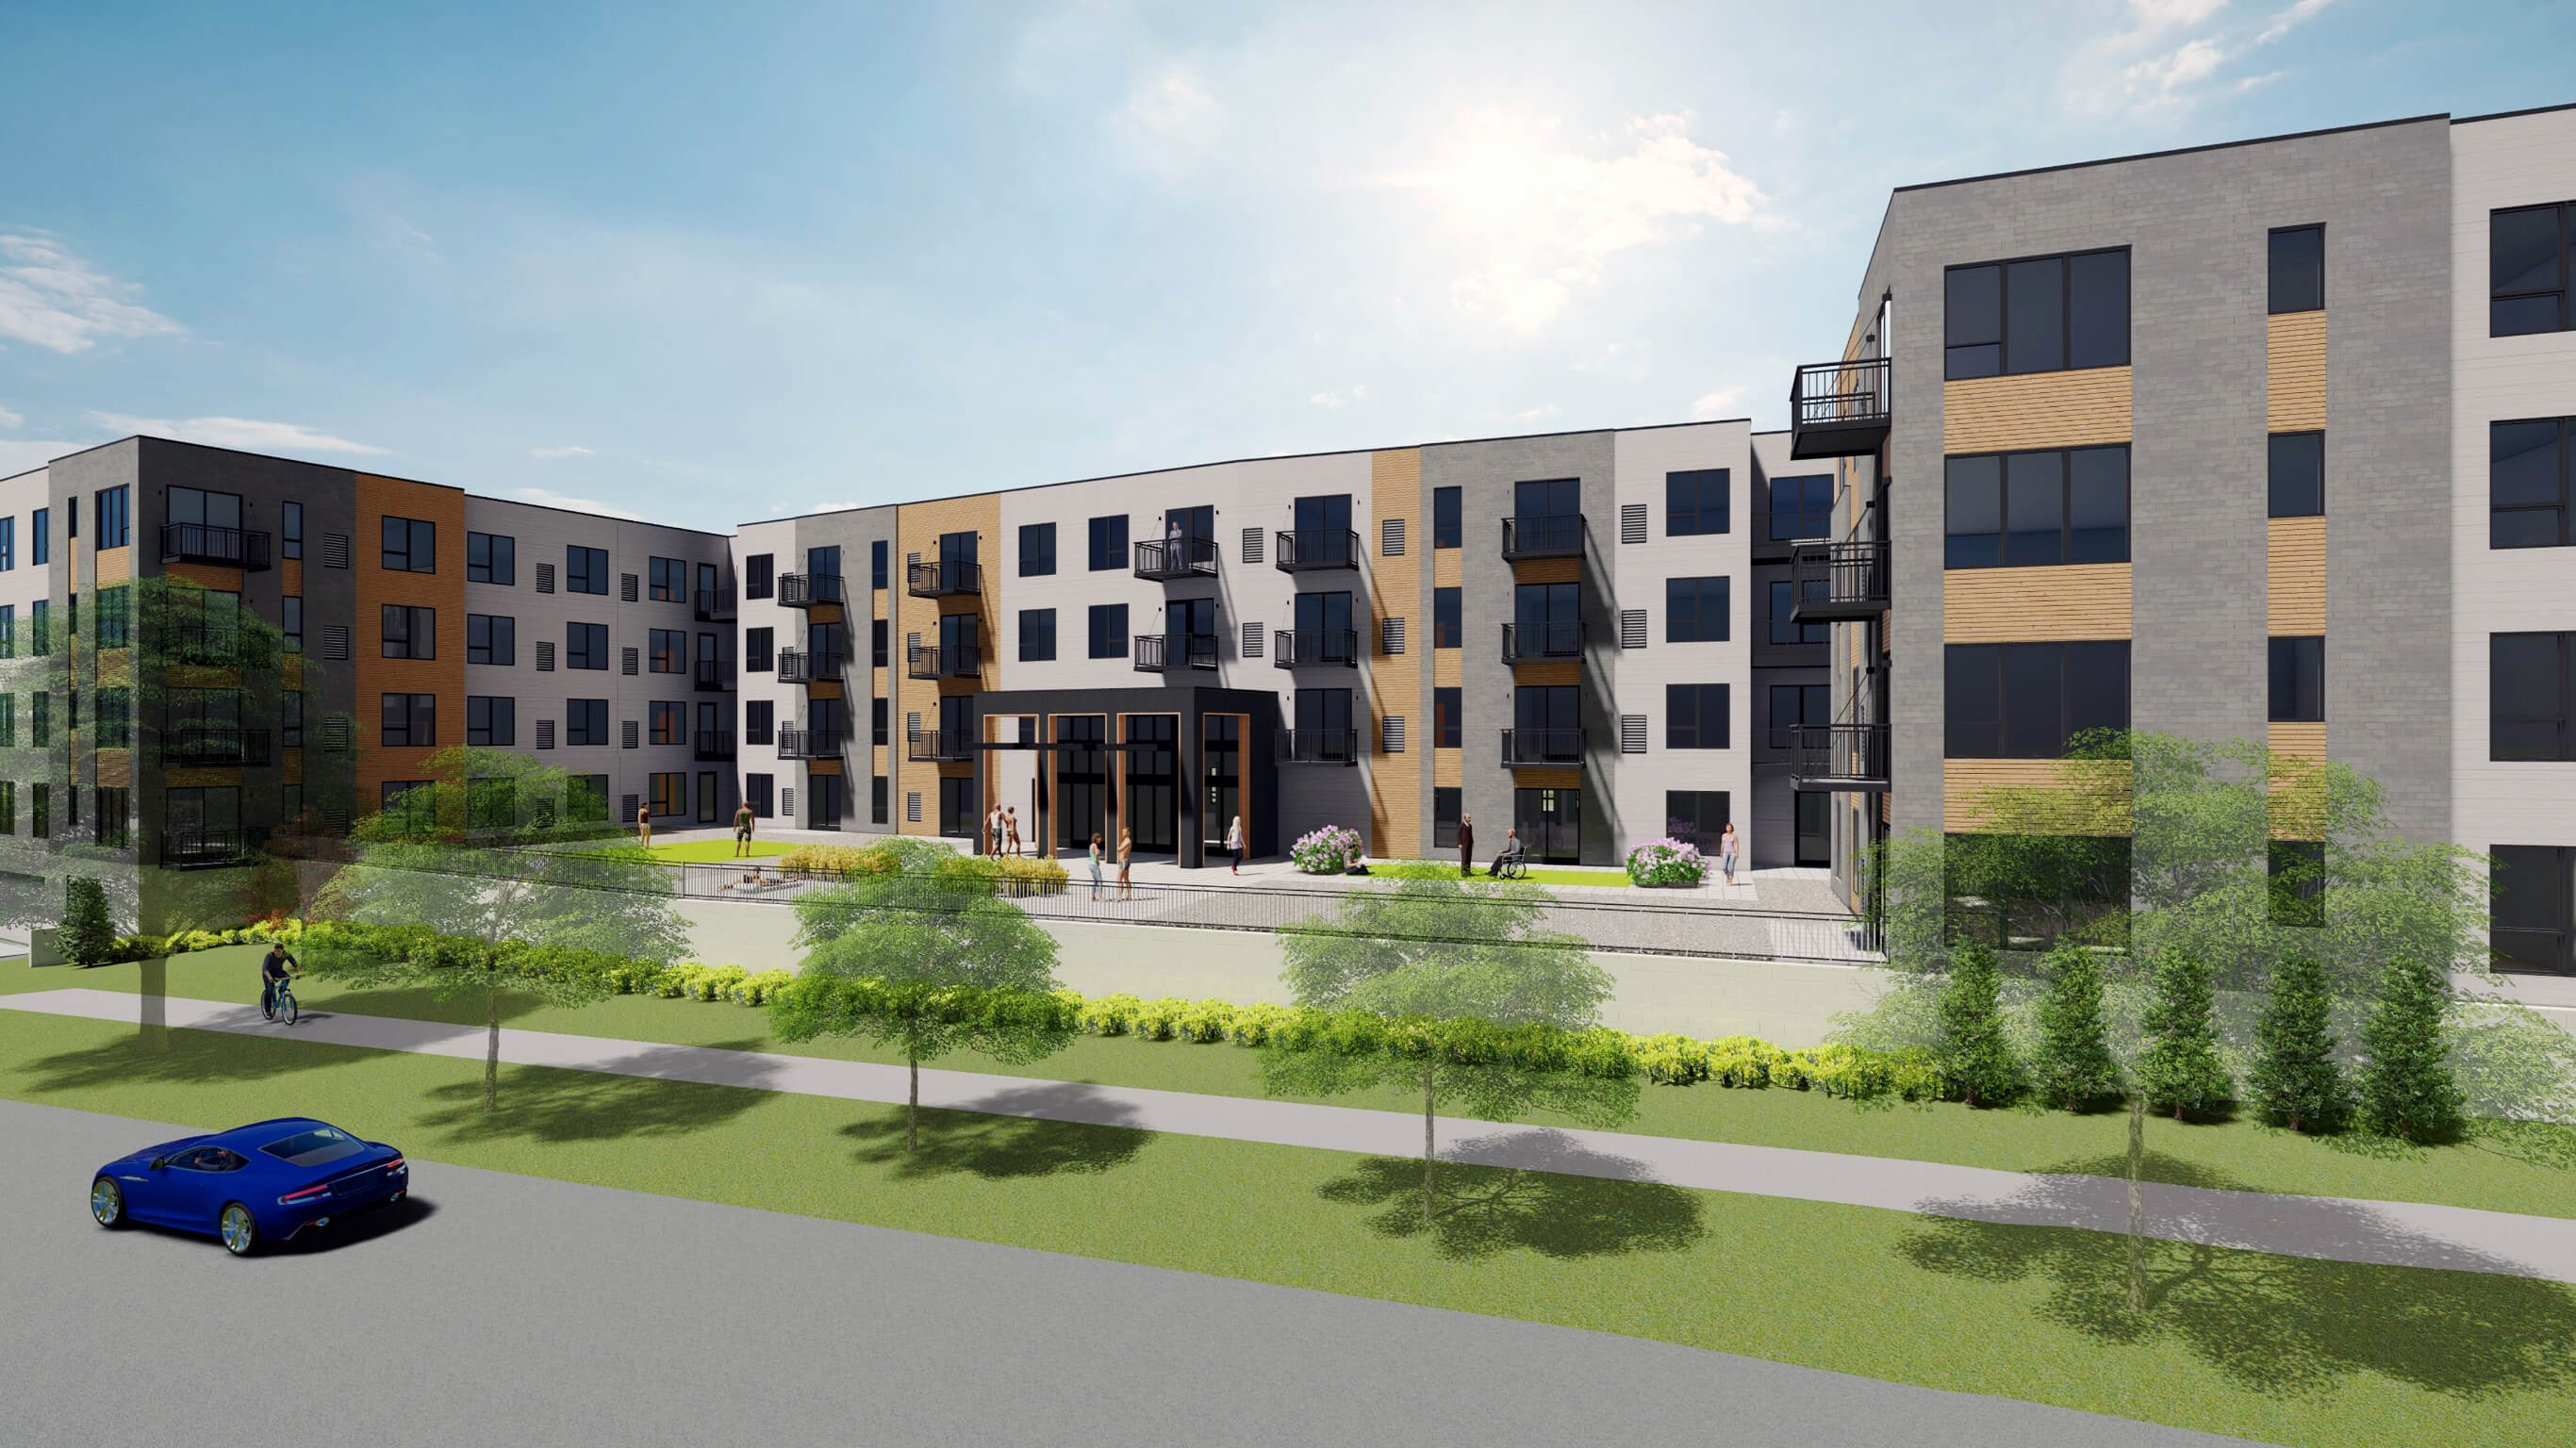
[1788,723,1891,792]
[695,585,737,622]
[159,523,273,571]
[1271,628,1358,669]
[1788,540,1891,621]
[694,730,736,763]
[775,649,845,684]
[1274,728,1362,765]
[694,658,736,692]
[1273,529,1360,572]
[1132,634,1221,672]
[1789,356,1892,460]
[778,572,844,608]
[775,726,847,760]
[1501,727,1586,766]
[162,724,273,767]
[1132,536,1219,581]
[1500,514,1585,560]
[906,730,976,763]
[161,827,264,870]
[907,559,983,598]
[1501,620,1583,663]
[907,641,982,680]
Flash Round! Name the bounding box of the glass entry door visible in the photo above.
[1512,787,1581,864]
[1123,715,1179,854]
[1203,715,1240,850]
[1056,716,1107,851]
[1795,791,1830,867]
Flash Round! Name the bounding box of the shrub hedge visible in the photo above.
[772,844,1070,897]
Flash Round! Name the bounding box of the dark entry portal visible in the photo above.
[1056,716,1106,850]
[1124,715,1179,854]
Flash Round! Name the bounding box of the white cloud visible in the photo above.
[0,232,184,354]
[1509,403,1560,425]
[2063,0,2338,119]
[0,404,22,430]
[531,444,596,459]
[1114,64,1225,175]
[1309,392,1345,408]
[1692,387,1743,420]
[85,411,388,455]
[0,438,81,476]
[512,486,646,521]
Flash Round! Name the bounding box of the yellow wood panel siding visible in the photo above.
[1434,749,1461,788]
[165,562,241,592]
[1369,450,1423,860]
[1942,564,2132,642]
[164,767,243,790]
[353,474,467,809]
[94,546,130,586]
[2267,312,2327,433]
[1942,367,2132,454]
[2267,517,2327,636]
[281,559,303,597]
[97,749,131,788]
[896,492,1000,834]
[1515,768,1580,790]
[1433,650,1461,688]
[1433,550,1461,589]
[1512,661,1580,687]
[2268,722,2327,840]
[1512,557,1580,585]
[1943,758,2133,834]
[96,649,132,687]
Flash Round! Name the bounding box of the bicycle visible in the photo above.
[262,973,300,1026]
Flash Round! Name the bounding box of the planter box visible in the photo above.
[28,928,62,966]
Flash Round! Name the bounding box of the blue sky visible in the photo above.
[0,0,2567,532]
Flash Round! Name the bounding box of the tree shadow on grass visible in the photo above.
[1320,1129,1707,1262]
[290,986,558,1031]
[420,1040,779,1145]
[1895,1151,2576,1403]
[20,1022,356,1094]
[2464,1118,2576,1175]
[837,1083,1148,1181]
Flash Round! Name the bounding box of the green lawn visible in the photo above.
[2,1007,2567,1448]
[18,950,2576,1221]
[1374,860,1635,888]
[573,838,787,864]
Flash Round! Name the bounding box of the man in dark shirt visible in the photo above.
[259,942,299,1017]
[1457,813,1476,877]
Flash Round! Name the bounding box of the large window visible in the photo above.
[744,553,773,599]
[1434,687,1461,749]
[870,539,888,590]
[745,627,773,672]
[381,693,437,749]
[1665,576,1729,643]
[1434,787,1461,848]
[566,699,610,748]
[467,696,516,747]
[1944,248,2129,379]
[1666,683,1729,749]
[1768,474,1833,541]
[649,773,685,819]
[1944,446,2129,568]
[1020,521,1056,577]
[650,701,685,746]
[567,621,609,671]
[1087,516,1129,571]
[2493,845,2575,974]
[1767,580,1826,645]
[2492,202,2572,337]
[1768,683,1830,749]
[1434,587,1461,648]
[1664,791,1731,851]
[2493,417,2572,549]
[649,628,686,673]
[1020,607,1057,662]
[648,556,685,601]
[280,502,300,560]
[567,544,610,596]
[1944,641,2130,758]
[1432,486,1461,549]
[2268,225,2324,314]
[2270,432,2324,518]
[467,613,515,666]
[1945,833,2133,952]
[2269,636,2324,722]
[1666,469,1729,536]
[744,699,774,746]
[1088,603,1128,659]
[2494,631,2576,761]
[380,605,436,660]
[746,772,775,819]
[381,516,436,572]
[468,532,515,584]
[97,485,130,549]
[32,507,46,565]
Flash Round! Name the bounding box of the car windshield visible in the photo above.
[259,1127,366,1167]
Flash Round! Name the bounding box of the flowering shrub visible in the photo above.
[1291,825,1364,874]
[1625,837,1707,887]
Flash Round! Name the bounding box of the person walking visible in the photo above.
[636,801,653,852]
[1115,826,1134,901]
[1718,822,1742,887]
[985,803,1003,858]
[1224,814,1244,876]
[732,799,755,859]
[1088,831,1105,901]
[1004,805,1024,858]
[1457,813,1476,877]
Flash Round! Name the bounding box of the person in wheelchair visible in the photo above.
[1489,829,1527,880]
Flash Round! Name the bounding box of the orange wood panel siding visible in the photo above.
[1512,660,1580,687]
[1515,768,1580,790]
[1942,367,2133,454]
[2267,517,2326,635]
[2267,312,2327,433]
[2267,721,2327,840]
[1942,564,2132,642]
[1511,556,1580,585]
[164,562,242,592]
[353,474,468,810]
[1942,758,2133,834]
[94,546,131,586]
[895,492,1000,835]
[1368,449,1423,860]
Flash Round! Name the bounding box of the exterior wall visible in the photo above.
[355,473,467,811]
[1749,429,1833,869]
[731,518,801,827]
[780,505,896,831]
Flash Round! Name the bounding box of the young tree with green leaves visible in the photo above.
[2135,946,2233,1120]
[59,876,116,966]
[1936,943,2022,1108]
[769,842,1068,1150]
[2030,944,2121,1111]
[2247,950,2350,1132]
[2358,955,2466,1143]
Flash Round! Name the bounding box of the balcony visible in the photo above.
[776,726,847,760]
[1271,628,1358,669]
[778,572,845,609]
[1133,536,1219,581]
[1788,356,1891,460]
[1273,529,1360,572]
[1500,514,1585,561]
[1788,723,1891,792]
[776,649,845,685]
[1788,540,1891,621]
[907,641,982,681]
[1500,728,1586,768]
[160,827,265,870]
[163,724,272,768]
[159,523,273,571]
[907,730,976,763]
[1274,728,1362,765]
[695,585,737,622]
[694,730,736,763]
[1500,620,1583,664]
[694,658,736,692]
[907,559,983,599]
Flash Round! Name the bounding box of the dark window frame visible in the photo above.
[1665,683,1730,750]
[1433,686,1461,749]
[2491,202,2572,337]
[1943,640,2132,759]
[1433,587,1461,649]
[1087,602,1129,659]
[380,516,437,573]
[1665,469,1731,536]
[467,532,516,584]
[2492,416,2574,550]
[1943,246,2131,379]
[1087,516,1129,572]
[2493,631,2576,762]
[2268,224,2325,315]
[379,604,437,660]
[2269,431,2325,518]
[2269,635,2325,722]
[466,613,515,666]
[1766,579,1827,645]
[1766,474,1834,541]
[1019,607,1057,662]
[1019,521,1057,577]
[1432,486,1461,549]
[566,545,610,596]
[1944,445,2131,568]
[1664,575,1730,644]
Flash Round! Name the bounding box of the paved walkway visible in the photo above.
[12,986,2571,1286]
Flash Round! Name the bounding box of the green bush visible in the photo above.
[60,878,117,966]
[1637,1033,1710,1085]
[1705,1036,1778,1088]
[1174,998,1235,1044]
[1077,992,1144,1036]
[2359,955,2465,1143]
[1223,1001,1295,1045]
[1938,943,2023,1108]
[2030,945,2122,1111]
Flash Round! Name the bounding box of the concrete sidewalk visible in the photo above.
[10,985,2572,1285]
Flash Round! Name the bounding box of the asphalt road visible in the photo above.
[0,1099,2262,1448]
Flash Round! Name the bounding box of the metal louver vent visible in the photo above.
[1619,610,1647,649]
[621,647,639,675]
[622,720,639,749]
[537,719,555,749]
[1381,617,1405,655]
[1620,715,1646,753]
[1620,503,1647,544]
[1381,518,1405,555]
[322,625,350,661]
[321,533,350,568]
[536,563,556,594]
[535,641,555,671]
[1242,529,1263,564]
[1242,622,1263,658]
[620,573,639,602]
[906,791,922,823]
[1382,716,1405,753]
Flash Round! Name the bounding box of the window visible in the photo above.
[98,586,130,649]
[2270,432,2324,518]
[651,700,685,746]
[1432,486,1461,549]
[1087,516,1129,571]
[1434,687,1461,749]
[1664,791,1731,851]
[97,486,130,548]
[97,688,132,749]
[1944,446,2129,568]
[280,691,300,749]
[380,605,436,660]
[567,545,610,595]
[566,699,610,747]
[1020,607,1057,662]
[1944,641,2131,758]
[466,614,514,666]
[649,629,685,673]
[0,517,12,572]
[2493,417,2573,549]
[1666,469,1730,536]
[380,516,436,572]
[745,773,775,819]
[280,597,301,654]
[1767,474,1833,541]
[380,693,437,748]
[1434,787,1462,848]
[2270,840,2326,929]
[33,690,48,747]
[743,699,774,746]
[872,698,888,746]
[745,553,773,599]
[2491,202,2571,337]
[2493,845,2575,974]
[1665,576,1729,643]
[870,539,888,590]
[567,622,609,670]
[468,532,515,584]
[1020,522,1056,576]
[280,502,302,561]
[648,773,684,818]
[871,617,888,667]
[2493,632,2576,761]
[2269,636,2324,722]
[1088,603,1129,659]
[32,507,47,565]
[649,556,685,601]
[1944,248,2129,379]
[871,775,889,825]
[745,627,773,671]
[2269,225,2324,314]
[1433,587,1461,648]
[562,774,608,821]
[0,605,11,658]
[1768,683,1831,749]
[467,696,516,747]
[1666,683,1729,749]
[1767,581,1827,645]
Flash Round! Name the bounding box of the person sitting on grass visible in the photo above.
[1490,829,1527,880]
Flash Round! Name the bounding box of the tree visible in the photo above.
[59,876,116,966]
[1268,876,1633,1227]
[2030,944,2121,1111]
[1936,943,2022,1108]
[305,746,688,1110]
[2247,950,2349,1132]
[2135,946,2233,1119]
[2358,955,2466,1143]
[769,843,1068,1150]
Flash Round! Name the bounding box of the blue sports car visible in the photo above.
[89,1117,409,1257]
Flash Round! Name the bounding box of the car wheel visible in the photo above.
[219,1202,259,1257]
[91,1176,127,1228]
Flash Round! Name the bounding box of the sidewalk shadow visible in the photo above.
[1895,1150,2576,1401]
[838,1083,1147,1181]
[1319,1128,1705,1262]
[293,986,558,1031]
[421,1040,780,1144]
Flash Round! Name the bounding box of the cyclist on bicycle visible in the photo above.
[259,942,300,1018]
